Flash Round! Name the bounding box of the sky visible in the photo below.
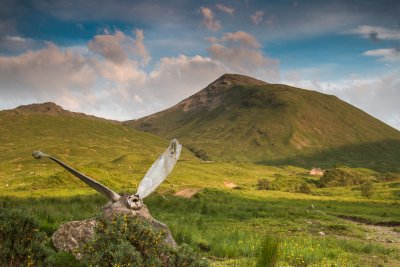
[0,0,399,129]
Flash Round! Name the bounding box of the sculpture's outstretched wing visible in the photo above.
[136,139,182,199]
[32,151,121,202]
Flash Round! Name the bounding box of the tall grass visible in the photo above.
[256,235,280,267]
[0,189,398,266]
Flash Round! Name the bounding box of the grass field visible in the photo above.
[1,157,400,266]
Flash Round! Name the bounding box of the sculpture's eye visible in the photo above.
[133,198,139,203]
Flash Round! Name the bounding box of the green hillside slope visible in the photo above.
[127,74,400,171]
[0,102,282,195]
[0,103,175,192]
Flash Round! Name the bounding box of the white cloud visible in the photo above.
[0,43,95,96]
[199,7,221,32]
[207,31,279,81]
[363,48,400,62]
[347,25,400,41]
[250,11,263,25]
[5,36,27,42]
[216,4,234,15]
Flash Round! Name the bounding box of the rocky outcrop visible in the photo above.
[52,219,97,260]
[52,199,177,259]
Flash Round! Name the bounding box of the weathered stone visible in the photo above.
[52,219,97,259]
[52,197,177,259]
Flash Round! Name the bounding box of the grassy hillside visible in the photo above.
[0,104,174,193]
[0,103,286,196]
[127,74,400,171]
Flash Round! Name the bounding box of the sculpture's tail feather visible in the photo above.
[136,139,182,199]
[32,151,121,202]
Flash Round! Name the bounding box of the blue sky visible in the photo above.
[1,0,399,129]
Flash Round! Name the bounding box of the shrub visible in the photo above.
[257,179,270,190]
[378,172,400,182]
[45,251,84,267]
[319,167,365,187]
[256,234,280,267]
[360,181,375,199]
[80,215,209,267]
[0,208,50,266]
[297,183,311,194]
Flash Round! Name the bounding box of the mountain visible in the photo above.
[5,102,117,122]
[0,102,182,192]
[126,74,400,171]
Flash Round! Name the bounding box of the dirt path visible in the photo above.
[362,224,400,248]
[340,218,400,249]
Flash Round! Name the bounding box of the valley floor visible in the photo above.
[1,184,400,266]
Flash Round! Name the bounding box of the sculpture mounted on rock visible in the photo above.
[32,139,182,256]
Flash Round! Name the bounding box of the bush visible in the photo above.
[319,167,365,187]
[45,251,84,267]
[360,181,375,199]
[257,179,270,190]
[0,208,50,266]
[378,172,400,182]
[297,183,311,194]
[80,215,209,267]
[256,234,280,267]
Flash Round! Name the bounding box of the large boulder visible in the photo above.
[52,197,177,259]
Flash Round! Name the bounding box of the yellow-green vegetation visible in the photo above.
[1,104,400,266]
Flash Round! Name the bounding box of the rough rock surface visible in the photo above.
[52,197,177,259]
[52,219,97,259]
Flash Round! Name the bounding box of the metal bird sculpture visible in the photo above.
[32,139,182,252]
[32,138,182,211]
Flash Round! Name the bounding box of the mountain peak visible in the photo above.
[14,102,65,115]
[171,74,268,113]
[3,102,117,123]
[212,73,268,87]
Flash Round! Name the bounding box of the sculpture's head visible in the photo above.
[125,194,143,210]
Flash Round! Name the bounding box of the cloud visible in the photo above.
[0,35,41,54]
[200,7,221,32]
[347,25,400,41]
[89,31,129,64]
[250,11,263,25]
[215,4,234,15]
[88,30,150,65]
[0,43,95,97]
[5,36,27,42]
[133,29,151,65]
[363,48,400,62]
[219,31,261,48]
[207,31,279,81]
